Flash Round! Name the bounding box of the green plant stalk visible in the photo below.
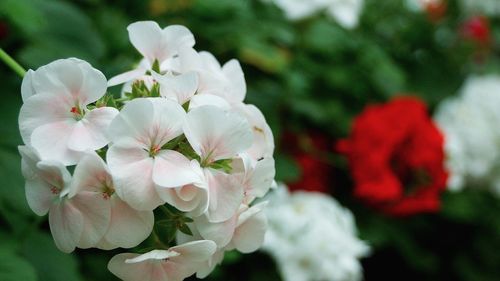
[0,48,26,78]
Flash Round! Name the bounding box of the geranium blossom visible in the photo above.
[262,185,369,281]
[337,97,448,216]
[107,98,198,211]
[19,58,118,165]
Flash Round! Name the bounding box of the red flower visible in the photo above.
[337,97,448,216]
[424,0,447,23]
[283,132,331,193]
[461,16,491,46]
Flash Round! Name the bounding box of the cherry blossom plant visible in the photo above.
[15,21,276,281]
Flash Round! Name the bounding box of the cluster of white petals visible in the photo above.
[18,20,276,281]
[265,0,364,29]
[261,186,370,281]
[434,75,500,196]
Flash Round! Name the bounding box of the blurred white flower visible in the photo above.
[435,75,500,196]
[261,186,370,281]
[19,58,118,165]
[266,0,364,29]
[460,0,500,17]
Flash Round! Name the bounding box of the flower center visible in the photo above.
[149,144,161,158]
[101,184,115,200]
[70,105,84,120]
[50,186,60,195]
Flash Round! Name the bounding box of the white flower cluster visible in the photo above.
[265,0,364,29]
[261,186,370,281]
[18,21,276,281]
[460,0,500,17]
[434,75,500,197]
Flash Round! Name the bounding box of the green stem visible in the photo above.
[0,48,26,77]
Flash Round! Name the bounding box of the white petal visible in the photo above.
[69,152,110,197]
[18,92,73,145]
[149,98,186,145]
[108,253,169,281]
[184,105,253,162]
[21,69,35,102]
[206,169,244,223]
[160,184,208,216]
[196,250,224,279]
[163,25,195,57]
[232,205,267,253]
[179,47,202,73]
[103,197,154,249]
[67,107,119,152]
[107,145,163,211]
[108,68,146,87]
[72,191,111,249]
[155,72,198,105]
[32,58,107,105]
[170,240,217,263]
[35,160,72,191]
[31,120,82,165]
[24,179,56,216]
[18,145,41,179]
[48,200,84,253]
[234,103,275,160]
[108,98,155,147]
[222,59,246,103]
[194,213,237,248]
[248,157,276,198]
[188,94,231,111]
[152,150,199,187]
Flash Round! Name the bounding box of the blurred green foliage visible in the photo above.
[1,0,499,280]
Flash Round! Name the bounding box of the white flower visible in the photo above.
[152,71,199,105]
[70,152,154,250]
[435,74,500,196]
[107,240,216,281]
[106,98,198,211]
[262,186,370,281]
[183,105,253,222]
[108,21,194,86]
[19,146,106,253]
[233,153,275,204]
[266,0,364,29]
[19,58,118,165]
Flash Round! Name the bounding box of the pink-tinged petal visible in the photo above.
[206,169,244,223]
[69,152,110,197]
[21,69,35,102]
[24,179,56,216]
[30,120,82,165]
[154,72,198,105]
[108,98,155,147]
[152,150,198,188]
[194,213,237,248]
[149,98,186,146]
[103,197,154,249]
[179,47,202,73]
[170,240,217,263]
[67,107,119,152]
[107,145,163,211]
[108,252,169,281]
[184,106,253,162]
[108,68,146,87]
[188,94,230,111]
[232,206,267,253]
[32,58,107,105]
[18,92,73,145]
[234,103,275,160]
[160,184,209,216]
[222,59,246,103]
[196,250,224,279]
[48,200,84,253]
[35,161,72,191]
[72,191,111,249]
[18,145,41,179]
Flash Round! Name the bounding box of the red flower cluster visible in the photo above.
[337,97,448,216]
[283,132,331,193]
[461,16,491,46]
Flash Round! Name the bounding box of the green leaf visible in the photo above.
[21,232,83,281]
[0,248,37,281]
